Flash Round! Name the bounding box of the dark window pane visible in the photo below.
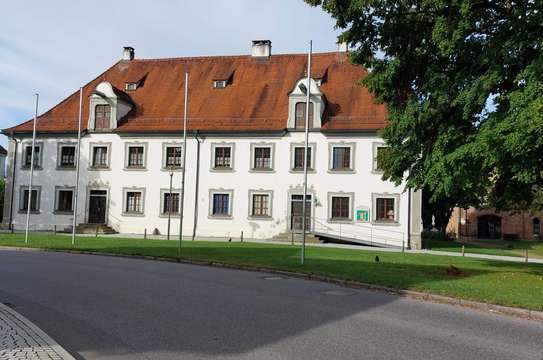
[57,190,73,212]
[212,193,230,215]
[331,197,349,219]
[332,147,350,170]
[60,146,76,167]
[163,193,180,213]
[24,146,40,167]
[21,189,39,211]
[214,147,231,168]
[166,146,182,167]
[92,146,108,167]
[126,192,142,213]
[294,147,311,169]
[253,147,271,169]
[128,146,144,167]
[376,198,395,221]
[252,194,269,216]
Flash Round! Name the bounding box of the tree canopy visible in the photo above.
[307,0,543,212]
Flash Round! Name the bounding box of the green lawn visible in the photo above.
[423,237,543,258]
[1,232,543,311]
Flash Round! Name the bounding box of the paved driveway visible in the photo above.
[0,249,542,360]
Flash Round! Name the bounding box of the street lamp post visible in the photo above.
[167,167,174,240]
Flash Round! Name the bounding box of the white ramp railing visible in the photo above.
[311,217,405,248]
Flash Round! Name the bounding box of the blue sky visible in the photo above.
[0,0,340,149]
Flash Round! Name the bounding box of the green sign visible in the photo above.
[356,208,369,222]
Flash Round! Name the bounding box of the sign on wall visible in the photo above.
[356,206,370,222]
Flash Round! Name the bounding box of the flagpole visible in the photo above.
[301,40,312,265]
[25,94,39,244]
[72,87,83,245]
[179,72,189,260]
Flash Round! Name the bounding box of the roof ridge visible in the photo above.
[133,51,340,63]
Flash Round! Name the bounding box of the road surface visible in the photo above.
[0,249,541,360]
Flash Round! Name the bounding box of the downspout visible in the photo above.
[8,135,18,232]
[191,131,202,241]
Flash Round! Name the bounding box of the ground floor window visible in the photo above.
[331,196,350,220]
[250,192,272,218]
[210,190,233,217]
[55,188,74,212]
[123,189,145,215]
[19,187,40,212]
[162,192,180,214]
[372,194,399,223]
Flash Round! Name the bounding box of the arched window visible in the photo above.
[295,102,314,129]
[95,104,111,129]
[533,218,540,235]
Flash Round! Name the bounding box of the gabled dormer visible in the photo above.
[88,81,133,131]
[286,77,325,130]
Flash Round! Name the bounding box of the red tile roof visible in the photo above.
[2,52,388,134]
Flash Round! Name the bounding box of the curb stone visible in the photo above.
[1,245,542,322]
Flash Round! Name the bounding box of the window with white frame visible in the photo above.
[58,145,76,168]
[213,80,227,89]
[252,146,272,170]
[328,192,353,221]
[23,144,42,168]
[330,144,354,171]
[164,145,182,168]
[249,191,273,218]
[91,145,109,168]
[95,104,111,130]
[55,187,74,213]
[372,194,400,223]
[19,186,40,212]
[292,145,314,170]
[126,145,145,168]
[373,143,387,172]
[123,189,145,215]
[212,144,234,170]
[295,102,313,129]
[161,191,180,215]
[210,190,233,217]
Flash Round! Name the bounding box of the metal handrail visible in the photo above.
[310,216,405,248]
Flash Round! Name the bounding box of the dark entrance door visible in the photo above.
[478,215,501,239]
[291,195,311,231]
[88,190,107,224]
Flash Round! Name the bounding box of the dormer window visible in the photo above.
[295,102,314,129]
[287,78,325,129]
[125,82,138,91]
[95,104,111,129]
[213,80,227,89]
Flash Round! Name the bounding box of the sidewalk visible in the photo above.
[0,302,75,360]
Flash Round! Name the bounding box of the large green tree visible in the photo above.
[307,1,543,216]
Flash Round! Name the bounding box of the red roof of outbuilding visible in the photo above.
[2,52,388,134]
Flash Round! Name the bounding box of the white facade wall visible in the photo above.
[4,132,421,248]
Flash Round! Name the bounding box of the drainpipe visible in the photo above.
[191,131,202,241]
[8,135,18,231]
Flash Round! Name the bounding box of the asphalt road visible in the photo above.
[0,249,542,360]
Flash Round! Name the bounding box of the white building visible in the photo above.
[2,42,422,248]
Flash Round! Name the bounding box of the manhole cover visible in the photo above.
[262,276,285,281]
[322,289,357,296]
